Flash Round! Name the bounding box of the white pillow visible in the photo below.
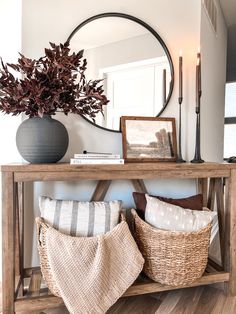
[145,194,217,233]
[39,196,122,237]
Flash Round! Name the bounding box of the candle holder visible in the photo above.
[191,100,204,163]
[176,97,186,163]
[162,69,166,106]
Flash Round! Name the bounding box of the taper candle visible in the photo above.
[179,50,183,99]
[196,57,200,110]
[162,68,166,105]
[197,48,201,95]
[191,52,204,163]
[177,49,185,162]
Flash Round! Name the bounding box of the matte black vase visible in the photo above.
[16,115,69,163]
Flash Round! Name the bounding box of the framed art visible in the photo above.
[121,116,177,162]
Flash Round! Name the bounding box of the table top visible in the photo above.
[1,161,235,172]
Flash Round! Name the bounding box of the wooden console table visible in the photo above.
[1,162,236,313]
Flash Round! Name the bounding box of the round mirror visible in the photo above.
[68,13,174,132]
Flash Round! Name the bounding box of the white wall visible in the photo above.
[22,0,202,160]
[0,0,23,162]
[0,0,22,281]
[0,0,23,161]
[21,0,201,267]
[200,0,227,162]
[18,0,226,267]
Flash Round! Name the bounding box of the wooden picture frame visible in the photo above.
[121,116,177,162]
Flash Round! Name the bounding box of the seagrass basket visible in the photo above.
[36,218,61,296]
[131,209,212,286]
[36,212,127,297]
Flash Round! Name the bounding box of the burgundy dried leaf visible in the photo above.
[45,48,54,59]
[0,42,108,117]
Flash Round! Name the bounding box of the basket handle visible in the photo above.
[131,208,138,233]
[120,210,126,222]
[35,217,49,247]
[131,208,138,217]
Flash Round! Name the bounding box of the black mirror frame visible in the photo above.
[67,12,174,133]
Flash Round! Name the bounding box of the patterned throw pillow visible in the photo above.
[145,194,217,233]
[132,192,203,220]
[39,196,122,237]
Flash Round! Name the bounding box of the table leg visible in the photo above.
[197,178,208,207]
[224,170,236,295]
[15,182,24,297]
[18,182,24,297]
[2,171,15,313]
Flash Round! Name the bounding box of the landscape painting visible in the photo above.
[121,116,177,162]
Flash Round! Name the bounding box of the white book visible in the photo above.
[70,158,124,165]
[74,153,120,159]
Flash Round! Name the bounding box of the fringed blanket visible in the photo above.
[36,217,144,314]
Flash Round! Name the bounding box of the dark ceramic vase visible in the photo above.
[16,115,69,163]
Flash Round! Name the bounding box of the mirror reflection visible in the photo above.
[68,15,173,131]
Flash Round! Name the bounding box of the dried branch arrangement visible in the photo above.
[0,42,108,118]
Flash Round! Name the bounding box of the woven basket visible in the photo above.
[36,218,61,296]
[131,208,212,286]
[36,212,126,297]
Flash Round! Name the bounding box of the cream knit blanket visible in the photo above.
[36,218,144,314]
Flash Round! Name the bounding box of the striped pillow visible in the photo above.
[39,196,122,237]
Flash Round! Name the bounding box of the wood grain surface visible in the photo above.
[1,162,235,313]
[3,285,236,314]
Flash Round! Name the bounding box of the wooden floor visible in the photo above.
[4,285,232,314]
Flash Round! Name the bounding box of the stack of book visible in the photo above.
[70,152,124,165]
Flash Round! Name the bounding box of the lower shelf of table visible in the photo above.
[14,267,230,312]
